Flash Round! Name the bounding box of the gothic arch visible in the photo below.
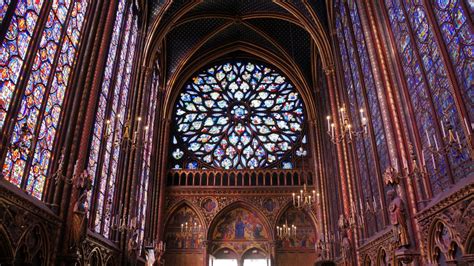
[88,248,103,266]
[207,201,272,242]
[428,219,464,263]
[274,201,319,233]
[14,224,49,265]
[164,200,206,229]
[163,43,317,122]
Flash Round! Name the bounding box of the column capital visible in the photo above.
[323,65,335,75]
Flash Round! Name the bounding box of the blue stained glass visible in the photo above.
[171,61,306,170]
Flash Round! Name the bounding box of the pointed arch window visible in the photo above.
[86,0,139,238]
[1,0,89,199]
[136,65,159,248]
[383,0,471,192]
[334,0,389,234]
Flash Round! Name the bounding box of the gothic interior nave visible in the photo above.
[0,0,473,265]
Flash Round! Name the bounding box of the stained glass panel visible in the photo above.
[87,0,127,207]
[432,0,473,119]
[0,0,12,24]
[170,61,306,170]
[0,0,45,131]
[2,0,73,191]
[27,0,88,199]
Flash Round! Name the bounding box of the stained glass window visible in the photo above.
[384,0,471,193]
[169,61,306,170]
[137,67,159,248]
[431,0,473,119]
[86,2,139,238]
[1,0,89,199]
[335,0,386,233]
[0,1,45,130]
[0,0,12,25]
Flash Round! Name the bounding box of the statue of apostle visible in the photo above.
[387,189,410,248]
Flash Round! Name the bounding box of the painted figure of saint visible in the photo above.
[235,216,245,239]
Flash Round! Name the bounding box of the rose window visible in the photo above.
[170,61,306,169]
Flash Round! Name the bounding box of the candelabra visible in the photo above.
[292,184,318,210]
[423,118,473,168]
[104,115,148,150]
[111,212,137,233]
[326,104,368,144]
[180,221,202,237]
[276,220,296,240]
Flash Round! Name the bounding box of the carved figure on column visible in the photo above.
[387,189,410,249]
[69,169,92,251]
[338,215,352,263]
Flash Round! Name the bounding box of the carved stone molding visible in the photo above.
[415,178,474,263]
[0,181,61,265]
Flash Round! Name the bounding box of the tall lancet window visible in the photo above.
[1,0,89,199]
[169,61,307,171]
[136,66,159,247]
[86,0,139,238]
[384,0,471,192]
[335,0,389,232]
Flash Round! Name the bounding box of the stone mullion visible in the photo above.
[44,0,99,204]
[156,117,172,239]
[0,1,53,181]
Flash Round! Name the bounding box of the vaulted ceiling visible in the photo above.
[145,0,331,94]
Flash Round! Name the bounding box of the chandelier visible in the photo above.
[292,183,318,210]
[276,220,296,240]
[326,104,367,144]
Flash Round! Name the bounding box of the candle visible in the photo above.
[421,150,426,167]
[434,136,439,151]
[456,131,461,149]
[426,129,432,147]
[441,122,446,138]
[312,190,316,199]
[331,123,335,139]
[464,117,471,135]
[327,116,331,131]
[292,193,296,205]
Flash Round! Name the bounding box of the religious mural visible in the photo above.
[165,205,204,249]
[277,207,316,250]
[212,207,268,241]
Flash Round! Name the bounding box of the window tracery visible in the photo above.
[170,61,307,170]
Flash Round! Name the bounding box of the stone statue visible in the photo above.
[70,169,92,250]
[337,214,352,263]
[388,189,410,248]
